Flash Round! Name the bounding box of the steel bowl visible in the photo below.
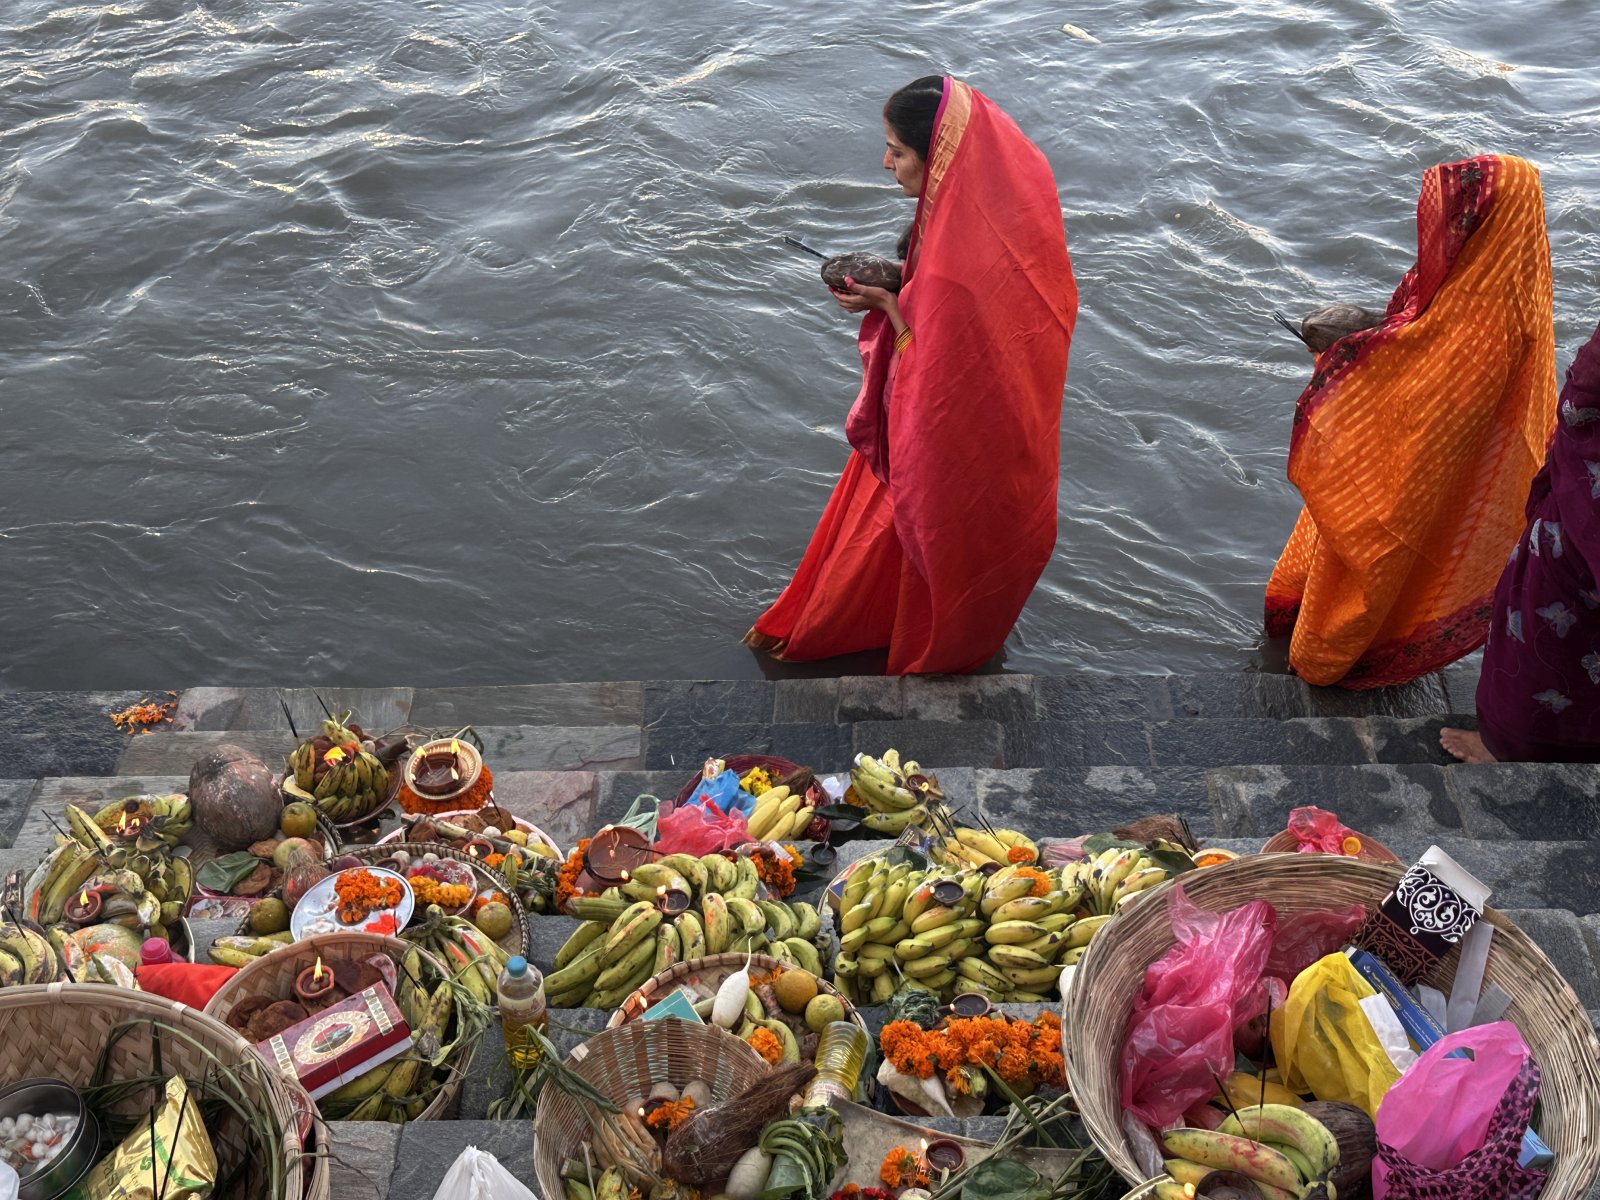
[0,1078,100,1200]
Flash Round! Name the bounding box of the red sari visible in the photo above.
[747,80,1077,674]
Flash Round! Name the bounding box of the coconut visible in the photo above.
[820,251,902,293]
[1301,1101,1376,1198]
[188,745,280,851]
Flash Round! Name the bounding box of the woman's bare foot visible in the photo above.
[1441,728,1497,763]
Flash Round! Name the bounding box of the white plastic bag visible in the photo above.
[431,1146,539,1200]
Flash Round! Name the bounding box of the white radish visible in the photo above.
[723,1144,773,1200]
[711,958,752,1029]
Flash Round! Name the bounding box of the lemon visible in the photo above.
[804,994,845,1033]
[521,841,556,859]
[248,898,290,935]
[475,902,514,941]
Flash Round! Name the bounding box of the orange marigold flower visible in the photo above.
[748,1027,783,1065]
[879,1148,926,1190]
[333,869,403,923]
[753,849,797,898]
[1014,866,1052,897]
[1007,845,1037,863]
[645,1096,697,1131]
[555,839,592,909]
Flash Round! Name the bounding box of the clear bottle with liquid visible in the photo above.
[497,955,547,1067]
[804,1021,869,1106]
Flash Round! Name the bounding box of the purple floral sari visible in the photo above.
[1476,318,1600,761]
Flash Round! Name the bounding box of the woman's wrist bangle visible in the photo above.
[894,327,914,353]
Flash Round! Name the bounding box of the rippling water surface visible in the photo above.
[2,0,1597,688]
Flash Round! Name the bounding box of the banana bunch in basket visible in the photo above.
[848,749,941,835]
[400,903,513,1009]
[286,714,390,823]
[546,853,826,1010]
[1065,841,1187,916]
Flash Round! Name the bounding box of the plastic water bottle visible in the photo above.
[497,955,546,1067]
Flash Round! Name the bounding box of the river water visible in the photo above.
[2,0,1597,690]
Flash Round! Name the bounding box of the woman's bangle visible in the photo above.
[894,327,914,354]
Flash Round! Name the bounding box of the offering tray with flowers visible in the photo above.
[290,866,414,940]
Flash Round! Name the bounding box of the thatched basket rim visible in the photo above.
[1064,853,1600,1199]
[0,980,320,1200]
[1259,827,1401,864]
[201,931,472,1124]
[532,1018,774,1200]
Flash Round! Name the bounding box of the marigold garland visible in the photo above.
[879,1012,1065,1094]
[333,868,404,924]
[754,848,798,898]
[555,839,592,909]
[644,1096,697,1131]
[1006,844,1037,864]
[741,766,773,796]
[409,877,472,908]
[747,1026,784,1064]
[109,695,177,735]
[880,1147,929,1190]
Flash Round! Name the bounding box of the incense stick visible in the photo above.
[783,235,828,260]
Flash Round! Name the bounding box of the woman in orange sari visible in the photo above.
[1264,155,1558,689]
[745,77,1077,675]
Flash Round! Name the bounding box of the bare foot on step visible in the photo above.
[1441,728,1497,763]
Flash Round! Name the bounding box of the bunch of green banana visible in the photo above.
[286,715,391,822]
[1161,1103,1340,1199]
[850,750,939,827]
[401,905,512,1008]
[1064,843,1181,917]
[547,852,825,1009]
[0,922,62,987]
[934,825,1040,870]
[90,794,193,849]
[207,931,295,967]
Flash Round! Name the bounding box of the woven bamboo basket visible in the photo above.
[1260,827,1401,864]
[606,952,867,1031]
[672,755,804,809]
[533,1019,772,1200]
[1065,854,1600,1198]
[343,841,532,957]
[203,931,473,1123]
[0,982,321,1200]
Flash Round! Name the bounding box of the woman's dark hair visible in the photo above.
[883,75,945,162]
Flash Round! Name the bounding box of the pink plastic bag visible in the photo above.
[654,798,748,856]
[1118,884,1278,1127]
[1264,903,1367,985]
[1284,806,1362,854]
[1374,1022,1547,1200]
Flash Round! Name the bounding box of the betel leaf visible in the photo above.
[196,851,266,894]
[963,1157,1051,1200]
[1145,847,1197,876]
[813,803,868,822]
[1080,832,1143,855]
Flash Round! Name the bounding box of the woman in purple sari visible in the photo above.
[1443,318,1600,762]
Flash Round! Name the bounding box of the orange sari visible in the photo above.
[1265,155,1558,688]
[747,80,1077,674]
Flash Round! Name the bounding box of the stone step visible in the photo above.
[1206,763,1600,843]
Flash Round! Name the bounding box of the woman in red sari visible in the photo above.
[745,77,1077,674]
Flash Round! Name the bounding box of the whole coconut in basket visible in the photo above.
[189,745,281,851]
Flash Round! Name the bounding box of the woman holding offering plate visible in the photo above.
[745,76,1077,674]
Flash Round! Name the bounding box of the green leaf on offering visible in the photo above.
[1144,847,1197,876]
[1080,833,1143,855]
[813,803,868,822]
[963,1158,1051,1200]
[195,851,265,894]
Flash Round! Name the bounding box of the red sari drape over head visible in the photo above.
[747,80,1077,674]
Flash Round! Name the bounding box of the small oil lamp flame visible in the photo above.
[79,891,89,907]
[449,739,461,755]
[118,812,128,832]
[324,746,346,765]
[656,885,667,897]
[1185,1187,1196,1200]
[313,956,323,983]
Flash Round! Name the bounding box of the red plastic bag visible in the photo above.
[1264,903,1367,985]
[655,798,749,856]
[1284,806,1363,854]
[1374,1022,1547,1199]
[1118,884,1278,1127]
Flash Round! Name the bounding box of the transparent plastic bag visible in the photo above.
[430,1146,538,1200]
[1269,952,1400,1116]
[1374,1022,1546,1199]
[1118,884,1278,1127]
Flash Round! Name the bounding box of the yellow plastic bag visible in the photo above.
[1270,952,1400,1116]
